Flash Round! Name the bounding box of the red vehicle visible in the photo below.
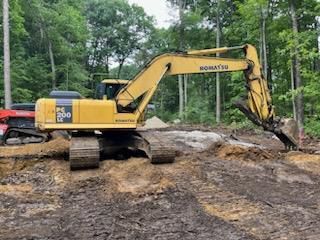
[0,103,48,145]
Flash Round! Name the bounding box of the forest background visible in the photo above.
[1,0,319,136]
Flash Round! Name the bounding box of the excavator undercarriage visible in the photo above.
[69,131,176,170]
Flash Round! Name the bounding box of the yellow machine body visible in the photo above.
[36,98,139,130]
[36,78,143,130]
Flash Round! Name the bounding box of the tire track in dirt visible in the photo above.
[191,148,320,240]
[51,159,255,240]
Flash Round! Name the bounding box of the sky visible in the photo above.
[128,1,320,49]
[128,0,175,28]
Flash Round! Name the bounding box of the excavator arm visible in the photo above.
[116,44,298,149]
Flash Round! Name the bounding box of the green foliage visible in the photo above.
[305,118,320,138]
[1,0,319,139]
[11,56,51,101]
[184,96,215,125]
[86,0,155,77]
[0,0,89,104]
[109,64,139,80]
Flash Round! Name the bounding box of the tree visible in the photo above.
[216,0,221,123]
[3,0,12,108]
[22,0,89,93]
[196,0,238,122]
[236,0,269,76]
[289,0,304,139]
[0,0,90,102]
[1,0,319,139]
[178,0,186,119]
[167,0,197,119]
[260,1,268,78]
[86,0,154,78]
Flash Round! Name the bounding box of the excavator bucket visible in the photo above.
[234,99,299,150]
[274,118,299,150]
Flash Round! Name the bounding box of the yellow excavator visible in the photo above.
[35,44,298,169]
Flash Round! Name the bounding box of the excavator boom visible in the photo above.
[115,44,298,149]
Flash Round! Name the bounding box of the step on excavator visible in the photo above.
[35,44,299,170]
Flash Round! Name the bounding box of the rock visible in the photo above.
[173,119,181,124]
[142,116,169,129]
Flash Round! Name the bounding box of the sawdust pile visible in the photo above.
[0,159,40,178]
[285,151,320,175]
[202,198,261,222]
[0,184,33,195]
[142,116,169,129]
[205,141,274,161]
[105,158,174,195]
[0,137,69,158]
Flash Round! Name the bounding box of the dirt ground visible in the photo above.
[1,126,320,239]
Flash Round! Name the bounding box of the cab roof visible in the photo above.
[102,79,130,84]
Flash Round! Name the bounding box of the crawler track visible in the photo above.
[69,136,100,170]
[138,130,176,164]
[4,128,48,145]
[68,130,175,170]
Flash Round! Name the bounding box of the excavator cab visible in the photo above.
[95,79,129,100]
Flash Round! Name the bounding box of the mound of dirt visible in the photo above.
[285,151,320,175]
[0,159,40,178]
[0,184,33,195]
[205,142,274,161]
[0,137,69,159]
[142,116,169,129]
[104,158,174,195]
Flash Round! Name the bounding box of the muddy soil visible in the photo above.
[1,128,320,239]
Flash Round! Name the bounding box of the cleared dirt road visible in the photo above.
[1,128,320,239]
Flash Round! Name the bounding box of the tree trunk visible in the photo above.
[160,85,164,113]
[66,67,69,91]
[262,16,268,77]
[105,55,109,76]
[65,60,69,91]
[184,74,188,106]
[178,0,185,52]
[260,6,268,78]
[315,20,320,71]
[290,60,297,120]
[48,40,56,89]
[215,0,221,123]
[267,43,273,91]
[259,23,263,66]
[178,75,184,118]
[117,60,124,79]
[3,0,12,109]
[178,0,185,119]
[289,0,304,141]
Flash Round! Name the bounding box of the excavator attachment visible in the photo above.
[273,118,299,150]
[235,99,299,150]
